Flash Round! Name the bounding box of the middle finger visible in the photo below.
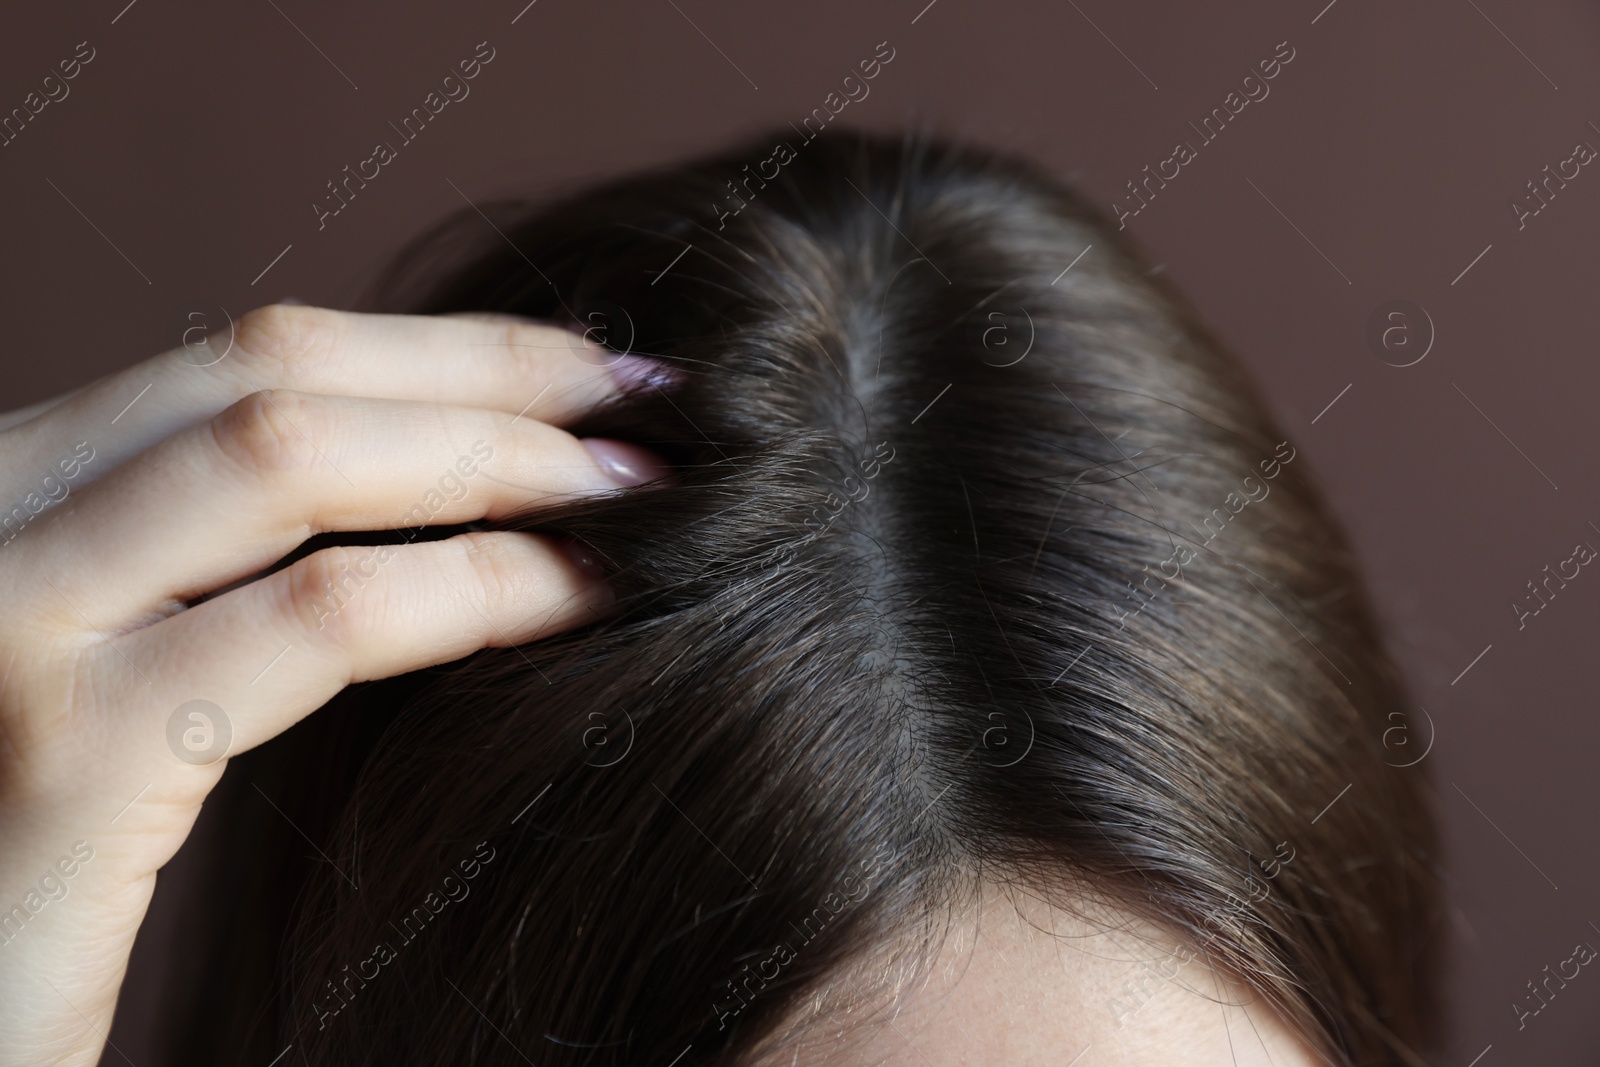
[12,389,665,633]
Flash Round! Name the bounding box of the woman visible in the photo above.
[0,130,1439,1065]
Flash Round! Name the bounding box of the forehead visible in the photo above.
[756,882,1322,1067]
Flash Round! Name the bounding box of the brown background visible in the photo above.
[4,0,1598,1062]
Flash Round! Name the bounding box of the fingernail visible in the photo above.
[554,536,616,615]
[607,353,675,393]
[556,536,610,579]
[581,438,672,488]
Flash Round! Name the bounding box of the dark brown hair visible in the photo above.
[182,129,1440,1065]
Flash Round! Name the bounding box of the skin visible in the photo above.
[762,883,1326,1067]
[0,306,667,1066]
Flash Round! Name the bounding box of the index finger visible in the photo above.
[222,306,645,424]
[0,305,650,492]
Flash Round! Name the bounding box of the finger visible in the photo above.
[13,389,666,632]
[219,307,646,424]
[0,305,651,499]
[117,531,607,761]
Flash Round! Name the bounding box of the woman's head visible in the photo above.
[263,129,1439,1065]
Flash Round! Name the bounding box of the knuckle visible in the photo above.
[502,319,570,380]
[210,389,330,481]
[282,544,387,645]
[231,303,344,384]
[457,532,532,616]
[501,319,538,369]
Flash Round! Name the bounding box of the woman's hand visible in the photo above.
[0,305,663,1066]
